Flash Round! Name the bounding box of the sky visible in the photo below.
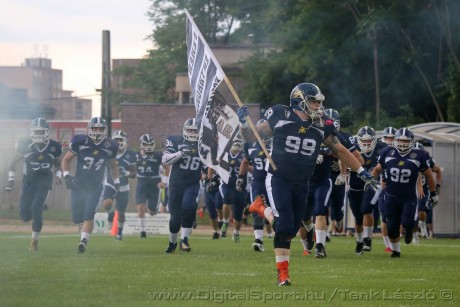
[0,0,154,116]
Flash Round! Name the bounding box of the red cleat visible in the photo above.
[243,195,268,218]
[384,247,392,253]
[276,261,291,286]
[197,208,204,219]
[303,250,311,256]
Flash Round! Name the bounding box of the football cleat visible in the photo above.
[212,232,220,240]
[140,231,147,238]
[326,236,331,243]
[197,208,204,219]
[355,241,364,256]
[306,229,315,252]
[315,243,327,258]
[180,237,192,252]
[165,242,177,254]
[303,250,311,256]
[276,261,291,286]
[363,237,372,251]
[384,246,392,253]
[77,238,87,253]
[29,240,38,252]
[404,230,413,244]
[232,234,240,243]
[391,251,401,258]
[252,239,264,252]
[220,222,228,238]
[243,195,268,218]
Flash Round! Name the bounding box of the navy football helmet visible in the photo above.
[357,126,377,154]
[183,118,199,142]
[139,134,155,153]
[414,142,425,151]
[113,130,128,150]
[394,128,414,156]
[289,82,325,120]
[324,108,340,130]
[88,117,108,143]
[30,118,49,144]
[382,126,397,145]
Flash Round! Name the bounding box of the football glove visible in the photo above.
[428,191,439,207]
[335,174,347,186]
[435,183,441,194]
[357,170,379,191]
[235,176,245,192]
[316,154,324,165]
[331,161,340,172]
[206,177,220,193]
[6,179,15,191]
[64,175,74,189]
[237,106,249,124]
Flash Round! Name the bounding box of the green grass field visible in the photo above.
[0,227,459,307]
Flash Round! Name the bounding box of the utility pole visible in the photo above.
[101,30,112,136]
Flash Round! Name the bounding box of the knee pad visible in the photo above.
[274,233,291,249]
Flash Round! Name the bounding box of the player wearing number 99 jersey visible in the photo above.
[238,82,373,286]
[162,118,204,253]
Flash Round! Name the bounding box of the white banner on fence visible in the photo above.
[93,213,170,235]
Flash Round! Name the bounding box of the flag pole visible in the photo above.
[223,76,277,171]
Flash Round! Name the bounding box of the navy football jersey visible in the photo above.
[105,148,137,187]
[16,138,62,178]
[244,141,269,182]
[264,105,337,182]
[69,135,118,185]
[311,144,334,184]
[325,131,358,179]
[227,149,246,186]
[136,151,162,180]
[349,141,388,190]
[164,135,203,188]
[378,147,431,199]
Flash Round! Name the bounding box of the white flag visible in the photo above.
[185,10,241,184]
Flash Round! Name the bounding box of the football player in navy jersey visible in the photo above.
[413,142,442,242]
[62,117,119,253]
[101,130,137,240]
[371,128,439,258]
[238,82,377,286]
[219,134,247,242]
[135,134,162,238]
[321,109,363,237]
[203,167,221,239]
[239,131,271,251]
[347,126,387,255]
[162,118,204,253]
[6,118,63,251]
[378,126,398,252]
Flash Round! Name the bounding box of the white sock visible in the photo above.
[275,256,289,263]
[223,218,229,223]
[233,229,240,235]
[363,226,373,238]
[383,236,391,248]
[356,231,363,242]
[169,232,178,243]
[81,232,90,241]
[316,230,326,245]
[138,218,145,231]
[390,242,400,252]
[32,231,40,241]
[254,230,263,240]
[305,223,314,232]
[181,227,192,240]
[419,220,428,237]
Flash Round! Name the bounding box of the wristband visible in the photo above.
[55,170,62,178]
[8,171,15,180]
[356,166,365,174]
[63,171,70,178]
[113,178,120,184]
[239,122,248,128]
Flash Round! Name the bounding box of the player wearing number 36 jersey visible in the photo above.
[162,118,204,254]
